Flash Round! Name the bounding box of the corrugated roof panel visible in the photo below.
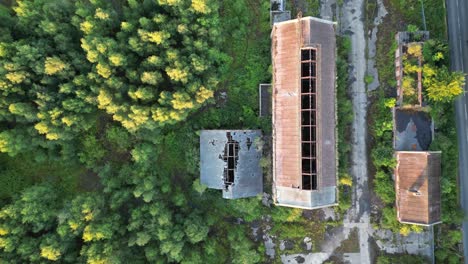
[395,151,441,225]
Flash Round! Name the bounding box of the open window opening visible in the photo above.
[222,132,239,187]
[300,48,318,190]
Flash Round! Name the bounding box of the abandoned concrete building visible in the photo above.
[271,17,338,209]
[393,31,442,226]
[395,151,442,226]
[395,31,430,107]
[200,130,263,199]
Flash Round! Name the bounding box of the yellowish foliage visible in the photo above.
[81,39,91,51]
[0,237,10,250]
[34,122,49,134]
[426,75,465,102]
[152,108,170,122]
[68,220,79,231]
[384,98,396,108]
[166,67,188,83]
[95,8,110,20]
[433,52,444,62]
[88,258,110,264]
[407,43,422,57]
[410,224,423,233]
[141,71,160,85]
[286,208,303,222]
[96,63,112,78]
[166,50,178,61]
[169,110,183,121]
[49,108,62,121]
[191,0,211,13]
[40,246,61,261]
[129,88,153,101]
[0,80,8,90]
[109,54,124,66]
[339,175,353,187]
[0,227,8,236]
[403,63,421,74]
[399,225,411,236]
[191,57,207,72]
[82,226,106,242]
[195,86,213,103]
[61,117,75,127]
[121,21,132,31]
[139,30,170,45]
[171,92,194,110]
[13,1,33,18]
[0,44,7,57]
[121,119,137,131]
[86,51,99,63]
[177,24,188,34]
[82,208,94,221]
[44,57,68,75]
[146,56,161,66]
[96,43,107,54]
[6,72,27,84]
[422,64,436,78]
[80,21,93,34]
[129,106,149,126]
[45,133,60,140]
[157,0,180,5]
[97,90,112,109]
[402,76,416,97]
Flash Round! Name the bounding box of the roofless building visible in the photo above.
[200,130,263,199]
[271,17,338,209]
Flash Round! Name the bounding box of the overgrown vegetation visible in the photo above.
[376,253,428,264]
[372,0,465,262]
[336,36,353,214]
[286,0,320,18]
[0,0,274,262]
[401,43,422,105]
[0,0,356,262]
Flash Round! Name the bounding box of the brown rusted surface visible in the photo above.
[272,19,302,188]
[272,17,337,208]
[395,151,442,225]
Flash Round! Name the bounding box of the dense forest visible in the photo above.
[0,0,277,262]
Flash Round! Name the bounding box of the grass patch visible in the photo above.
[336,36,353,214]
[286,0,320,18]
[365,74,375,85]
[0,153,83,200]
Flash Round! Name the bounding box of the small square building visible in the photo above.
[200,130,263,199]
[395,151,442,226]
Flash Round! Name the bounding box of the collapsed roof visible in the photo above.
[200,130,263,199]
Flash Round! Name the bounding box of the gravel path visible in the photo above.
[339,0,372,262]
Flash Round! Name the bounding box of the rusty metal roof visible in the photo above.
[272,17,337,209]
[395,151,442,225]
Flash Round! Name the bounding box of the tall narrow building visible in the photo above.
[271,17,338,209]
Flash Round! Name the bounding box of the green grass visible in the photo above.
[286,0,321,18]
[0,153,83,200]
[336,36,353,215]
[365,75,375,85]
[389,0,446,39]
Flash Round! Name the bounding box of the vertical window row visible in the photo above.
[300,49,318,190]
[223,132,239,185]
